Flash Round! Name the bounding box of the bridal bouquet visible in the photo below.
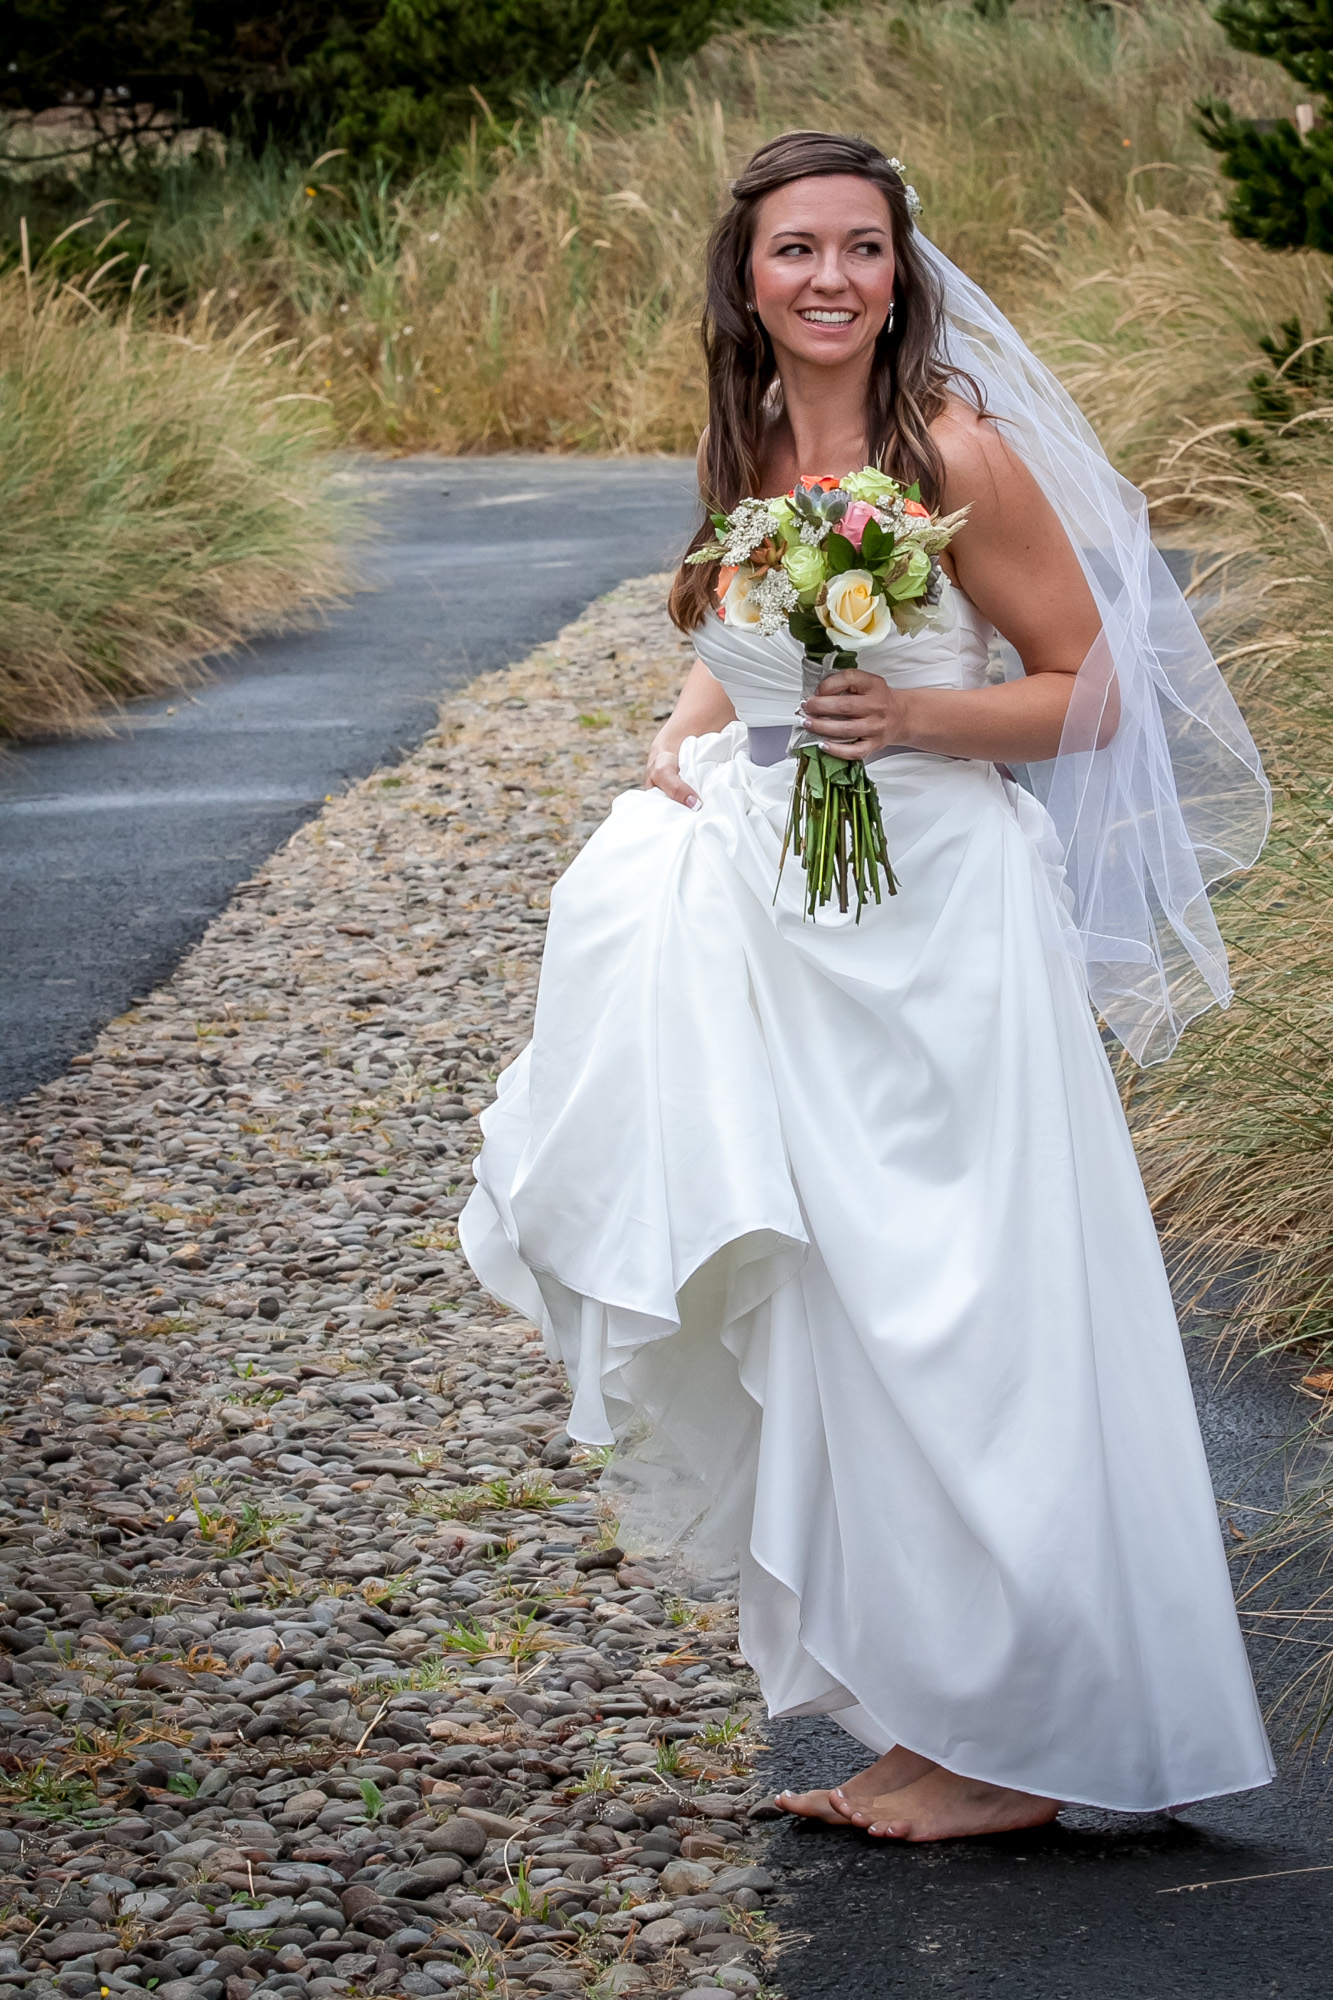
[688,468,967,919]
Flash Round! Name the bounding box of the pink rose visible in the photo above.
[839,501,879,550]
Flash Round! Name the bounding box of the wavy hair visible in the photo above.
[669,129,983,631]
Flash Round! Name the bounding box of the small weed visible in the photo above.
[192,1497,285,1558]
[358,1778,384,1821]
[169,1643,228,1676]
[409,1471,560,1521]
[0,1761,97,1817]
[497,1859,551,1919]
[695,1715,747,1748]
[499,1610,545,1665]
[577,712,612,729]
[260,1571,309,1606]
[356,1654,460,1695]
[409,1224,459,1252]
[361,1575,415,1608]
[569,1760,620,1797]
[166,1770,199,1797]
[225,1384,284,1409]
[654,1741,689,1778]
[437,1619,492,1659]
[663,1595,693,1627]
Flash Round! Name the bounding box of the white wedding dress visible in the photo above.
[460,581,1274,1813]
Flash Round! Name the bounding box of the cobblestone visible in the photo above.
[0,580,783,2000]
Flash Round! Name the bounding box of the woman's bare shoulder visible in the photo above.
[931,394,1010,469]
[931,396,1031,511]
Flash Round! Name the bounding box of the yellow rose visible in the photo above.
[817,568,893,649]
[721,565,763,628]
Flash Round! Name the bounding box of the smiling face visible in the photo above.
[748,173,897,374]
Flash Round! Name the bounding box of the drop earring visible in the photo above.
[886,300,896,333]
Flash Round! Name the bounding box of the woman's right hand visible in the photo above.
[642,659,735,810]
[645,737,701,811]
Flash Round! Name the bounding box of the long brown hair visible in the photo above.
[669,129,982,632]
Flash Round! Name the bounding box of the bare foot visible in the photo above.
[844,1765,1060,1842]
[776,1746,938,1826]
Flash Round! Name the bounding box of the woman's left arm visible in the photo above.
[802,404,1105,765]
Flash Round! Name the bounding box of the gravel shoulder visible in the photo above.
[0,579,785,2000]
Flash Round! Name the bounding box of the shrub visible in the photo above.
[1200,0,1333,250]
[0,248,345,737]
[0,0,726,164]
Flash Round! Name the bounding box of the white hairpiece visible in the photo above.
[886,156,923,218]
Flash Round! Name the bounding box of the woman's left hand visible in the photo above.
[800,668,912,762]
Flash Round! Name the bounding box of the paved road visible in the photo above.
[0,456,698,1104]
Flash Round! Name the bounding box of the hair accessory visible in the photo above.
[885,156,923,218]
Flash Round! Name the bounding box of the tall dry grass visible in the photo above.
[1029,170,1333,1745]
[1014,194,1333,1357]
[129,0,1299,452]
[0,237,347,739]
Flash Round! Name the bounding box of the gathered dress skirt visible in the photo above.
[460,722,1274,1812]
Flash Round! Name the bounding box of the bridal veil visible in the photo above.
[919,237,1270,1064]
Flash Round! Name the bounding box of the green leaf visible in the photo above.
[825,532,858,574]
[860,518,891,566]
[906,480,922,501]
[359,1778,384,1820]
[790,607,830,652]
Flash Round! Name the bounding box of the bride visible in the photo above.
[460,130,1275,1840]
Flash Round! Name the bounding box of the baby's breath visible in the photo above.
[754,567,800,635]
[722,497,781,566]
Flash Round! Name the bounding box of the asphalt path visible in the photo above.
[0,455,698,1105]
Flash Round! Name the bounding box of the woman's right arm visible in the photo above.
[644,658,737,809]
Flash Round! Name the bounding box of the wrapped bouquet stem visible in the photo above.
[689,467,967,920]
[780,652,898,920]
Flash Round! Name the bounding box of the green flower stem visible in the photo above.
[778,740,899,920]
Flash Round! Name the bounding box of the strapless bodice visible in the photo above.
[692,579,993,727]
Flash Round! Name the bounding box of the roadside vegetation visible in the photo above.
[0,253,344,737]
[3,0,1301,455]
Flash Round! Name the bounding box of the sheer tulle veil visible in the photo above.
[918,236,1270,1065]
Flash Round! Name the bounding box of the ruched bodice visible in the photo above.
[692,579,993,727]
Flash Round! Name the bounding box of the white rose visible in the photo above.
[817,568,893,649]
[721,566,764,628]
